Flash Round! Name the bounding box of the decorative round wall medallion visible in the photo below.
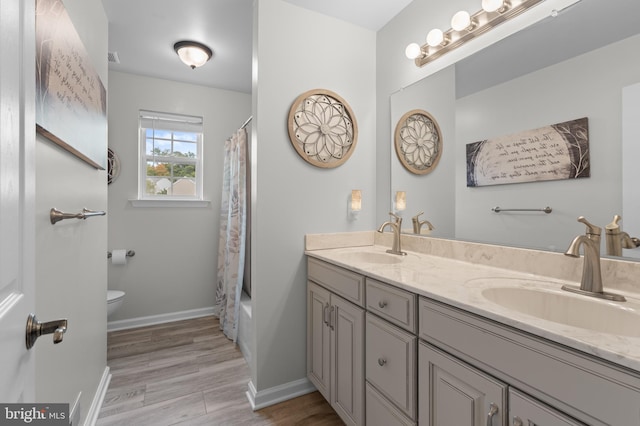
[394,109,442,175]
[287,89,358,168]
[107,148,121,184]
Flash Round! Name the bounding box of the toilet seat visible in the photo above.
[107,290,125,303]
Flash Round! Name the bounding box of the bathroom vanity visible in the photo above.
[305,232,640,426]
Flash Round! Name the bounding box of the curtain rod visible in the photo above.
[241,116,253,129]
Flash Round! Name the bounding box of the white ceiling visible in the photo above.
[101,0,412,94]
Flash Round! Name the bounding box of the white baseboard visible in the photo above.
[83,367,111,426]
[107,307,215,331]
[245,378,316,411]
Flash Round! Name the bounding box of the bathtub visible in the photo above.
[238,291,252,364]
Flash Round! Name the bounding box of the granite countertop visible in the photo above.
[305,244,640,373]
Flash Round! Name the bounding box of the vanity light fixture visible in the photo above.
[395,191,407,213]
[405,0,543,66]
[451,10,475,32]
[174,41,213,69]
[349,190,362,220]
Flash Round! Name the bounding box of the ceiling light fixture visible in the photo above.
[405,0,544,65]
[173,41,213,69]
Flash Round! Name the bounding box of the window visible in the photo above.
[138,110,204,200]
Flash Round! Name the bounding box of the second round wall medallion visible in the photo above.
[394,109,442,175]
[287,89,358,168]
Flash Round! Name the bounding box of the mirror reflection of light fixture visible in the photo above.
[395,191,407,213]
[174,41,213,69]
[405,0,555,67]
[349,190,362,220]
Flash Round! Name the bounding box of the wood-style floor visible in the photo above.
[98,316,343,426]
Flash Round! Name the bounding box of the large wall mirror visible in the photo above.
[390,0,640,258]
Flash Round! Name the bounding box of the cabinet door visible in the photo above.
[419,342,507,426]
[331,294,365,426]
[509,389,586,426]
[307,281,331,401]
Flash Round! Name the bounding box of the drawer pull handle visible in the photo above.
[378,357,387,366]
[486,403,498,426]
[378,300,387,309]
[513,416,523,426]
[323,302,330,326]
[329,306,335,330]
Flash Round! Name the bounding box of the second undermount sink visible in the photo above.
[338,251,404,265]
[471,278,640,337]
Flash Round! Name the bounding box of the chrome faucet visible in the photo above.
[378,212,407,256]
[411,211,434,235]
[604,214,640,257]
[562,216,626,301]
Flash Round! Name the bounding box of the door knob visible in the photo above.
[25,313,68,350]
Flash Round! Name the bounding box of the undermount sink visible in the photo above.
[338,251,404,265]
[472,279,640,337]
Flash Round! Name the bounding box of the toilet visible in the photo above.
[107,290,125,317]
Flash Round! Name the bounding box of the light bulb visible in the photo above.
[451,10,471,31]
[426,29,444,47]
[482,0,504,13]
[405,43,422,59]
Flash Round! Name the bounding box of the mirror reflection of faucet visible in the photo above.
[377,212,407,256]
[411,211,434,235]
[562,216,626,302]
[605,214,640,257]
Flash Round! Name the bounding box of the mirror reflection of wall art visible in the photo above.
[36,0,107,169]
[287,89,358,168]
[466,117,590,187]
[394,109,443,175]
[107,148,121,185]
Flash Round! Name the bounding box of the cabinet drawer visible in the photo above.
[509,388,586,426]
[366,313,417,420]
[308,257,365,307]
[366,382,416,426]
[366,278,416,333]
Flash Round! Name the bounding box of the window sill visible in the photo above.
[129,199,211,208]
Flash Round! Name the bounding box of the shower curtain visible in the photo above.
[214,127,247,342]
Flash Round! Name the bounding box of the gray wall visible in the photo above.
[251,0,376,396]
[107,71,251,322]
[35,0,108,423]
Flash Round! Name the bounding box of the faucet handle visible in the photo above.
[388,212,401,223]
[605,214,622,232]
[577,216,601,236]
[412,211,424,221]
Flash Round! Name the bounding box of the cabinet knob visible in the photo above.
[486,403,499,426]
[378,300,387,309]
[513,416,523,426]
[378,357,387,366]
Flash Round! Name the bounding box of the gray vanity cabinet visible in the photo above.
[418,342,507,426]
[307,259,365,426]
[418,297,640,425]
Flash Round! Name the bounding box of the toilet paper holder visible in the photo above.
[107,250,135,259]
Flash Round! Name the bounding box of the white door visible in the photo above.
[0,0,36,402]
